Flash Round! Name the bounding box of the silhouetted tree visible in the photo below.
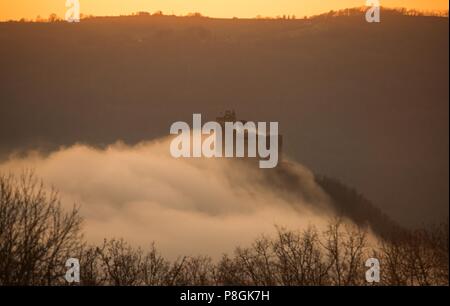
[1,173,448,286]
[0,172,83,285]
[48,13,60,23]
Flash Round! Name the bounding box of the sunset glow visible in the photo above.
[0,0,448,21]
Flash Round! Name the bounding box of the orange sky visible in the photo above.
[0,0,448,21]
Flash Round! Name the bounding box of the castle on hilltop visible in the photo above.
[215,110,283,162]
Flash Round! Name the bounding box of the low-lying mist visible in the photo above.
[0,137,350,259]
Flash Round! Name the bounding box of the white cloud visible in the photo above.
[0,137,338,259]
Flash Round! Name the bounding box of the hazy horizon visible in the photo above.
[0,0,448,21]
